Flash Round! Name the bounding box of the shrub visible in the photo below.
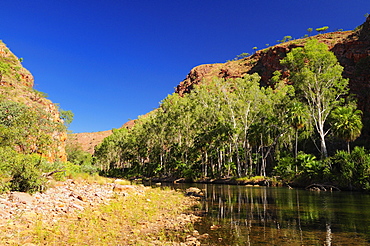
[274,154,295,180]
[9,153,47,193]
[65,141,98,176]
[329,147,370,190]
[80,163,99,174]
[66,142,93,166]
[351,147,370,190]
[330,150,354,187]
[291,152,330,184]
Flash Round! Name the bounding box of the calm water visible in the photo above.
[167,183,370,245]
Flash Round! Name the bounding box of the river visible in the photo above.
[164,183,370,245]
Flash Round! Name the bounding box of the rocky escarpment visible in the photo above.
[67,119,136,154]
[176,17,370,117]
[67,130,113,154]
[0,41,67,161]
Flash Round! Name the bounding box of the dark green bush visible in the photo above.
[80,163,99,174]
[330,150,354,187]
[350,147,370,189]
[66,142,93,166]
[276,152,330,185]
[274,154,295,180]
[328,147,370,190]
[9,153,47,193]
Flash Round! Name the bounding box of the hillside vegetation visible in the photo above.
[94,18,370,190]
[0,41,91,194]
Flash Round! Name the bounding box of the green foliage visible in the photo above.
[274,154,296,180]
[59,109,74,127]
[286,101,310,131]
[66,143,92,166]
[281,39,349,158]
[9,154,47,193]
[277,36,292,43]
[316,26,329,33]
[275,152,329,185]
[66,141,96,175]
[233,52,250,60]
[0,147,47,193]
[329,147,370,190]
[295,153,323,180]
[330,105,363,152]
[350,147,370,189]
[0,99,64,155]
[95,73,296,179]
[0,97,71,193]
[329,150,354,187]
[93,39,366,191]
[0,145,97,193]
[0,61,12,82]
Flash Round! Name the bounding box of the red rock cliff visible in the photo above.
[176,17,370,116]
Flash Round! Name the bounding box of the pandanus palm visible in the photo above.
[330,106,363,153]
[286,101,309,160]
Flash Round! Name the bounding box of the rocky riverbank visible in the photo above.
[149,176,281,186]
[0,178,206,245]
[0,179,115,223]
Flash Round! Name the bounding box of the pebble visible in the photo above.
[0,179,143,224]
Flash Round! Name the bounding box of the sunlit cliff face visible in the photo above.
[176,17,370,115]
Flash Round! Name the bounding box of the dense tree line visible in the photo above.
[95,73,294,178]
[94,39,369,190]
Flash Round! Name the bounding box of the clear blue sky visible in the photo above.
[0,1,369,133]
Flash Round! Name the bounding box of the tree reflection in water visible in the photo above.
[186,184,370,245]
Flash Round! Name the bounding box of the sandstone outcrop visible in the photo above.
[176,17,370,117]
[67,130,113,154]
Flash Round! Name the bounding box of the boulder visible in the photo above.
[185,187,204,198]
[9,192,36,204]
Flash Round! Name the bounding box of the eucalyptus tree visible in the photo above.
[94,127,131,171]
[212,74,268,177]
[307,28,313,36]
[281,39,349,158]
[129,113,157,175]
[187,80,226,177]
[316,26,329,34]
[231,74,270,176]
[159,92,199,171]
[248,79,294,176]
[146,108,173,174]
